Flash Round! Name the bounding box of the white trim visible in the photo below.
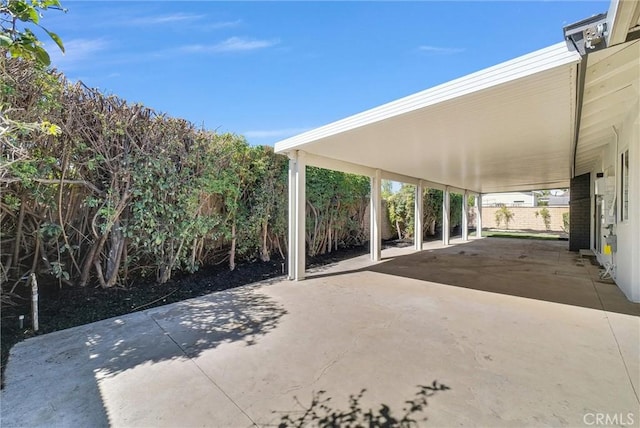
[415,181,424,251]
[607,0,640,46]
[275,43,580,153]
[295,151,306,280]
[370,170,382,261]
[462,190,469,241]
[305,153,375,177]
[443,188,451,245]
[304,152,461,191]
[287,154,297,280]
[476,195,483,238]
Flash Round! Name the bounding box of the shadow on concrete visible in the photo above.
[0,285,287,427]
[272,381,450,427]
[87,285,287,378]
[309,238,640,316]
[1,324,113,427]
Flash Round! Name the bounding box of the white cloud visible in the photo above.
[202,19,243,30]
[182,37,280,54]
[126,13,205,26]
[243,128,310,139]
[418,45,465,55]
[48,38,109,70]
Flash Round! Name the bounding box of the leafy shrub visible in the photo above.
[495,205,514,229]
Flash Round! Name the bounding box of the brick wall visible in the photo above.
[481,206,569,232]
[570,173,591,251]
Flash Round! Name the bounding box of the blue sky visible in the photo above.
[42,1,609,146]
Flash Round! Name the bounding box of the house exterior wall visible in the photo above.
[482,206,569,232]
[591,101,640,302]
[482,192,537,207]
[546,194,570,206]
[570,173,592,251]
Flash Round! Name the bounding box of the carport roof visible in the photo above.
[274,42,582,194]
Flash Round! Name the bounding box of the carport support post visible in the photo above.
[295,151,306,280]
[415,180,423,251]
[370,169,382,261]
[475,194,483,238]
[462,190,469,241]
[287,153,297,279]
[443,188,450,245]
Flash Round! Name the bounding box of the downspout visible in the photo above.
[571,59,588,178]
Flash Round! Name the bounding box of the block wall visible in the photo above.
[481,206,569,232]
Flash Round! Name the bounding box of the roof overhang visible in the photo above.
[574,0,640,176]
[606,0,640,46]
[574,39,639,176]
[275,43,582,194]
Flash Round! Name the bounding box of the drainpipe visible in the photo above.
[571,60,588,178]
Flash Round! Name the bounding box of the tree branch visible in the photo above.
[1,177,104,195]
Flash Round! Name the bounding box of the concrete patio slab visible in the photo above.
[2,238,639,427]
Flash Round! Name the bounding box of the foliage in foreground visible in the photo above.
[385,182,465,240]
[0,57,369,298]
[1,0,66,66]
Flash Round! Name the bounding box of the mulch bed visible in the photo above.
[1,243,389,387]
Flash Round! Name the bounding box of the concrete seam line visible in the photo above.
[602,311,640,405]
[589,281,640,405]
[148,314,259,427]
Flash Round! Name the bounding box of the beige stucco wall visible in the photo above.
[481,206,569,232]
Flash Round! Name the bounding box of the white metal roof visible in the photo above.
[275,43,582,193]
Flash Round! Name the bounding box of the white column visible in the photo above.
[462,190,469,241]
[476,194,483,238]
[295,151,306,280]
[442,188,450,245]
[287,153,297,280]
[415,180,423,251]
[370,169,382,261]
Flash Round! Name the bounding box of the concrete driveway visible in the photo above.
[2,238,639,427]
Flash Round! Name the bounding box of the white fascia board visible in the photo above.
[305,153,426,185]
[446,186,468,195]
[274,42,581,154]
[484,179,571,193]
[607,0,639,46]
[380,171,420,186]
[305,153,375,177]
[305,153,464,192]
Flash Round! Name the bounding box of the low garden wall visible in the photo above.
[481,206,569,232]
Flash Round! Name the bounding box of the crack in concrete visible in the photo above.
[148,314,259,427]
[588,281,640,406]
[311,323,374,385]
[312,352,345,385]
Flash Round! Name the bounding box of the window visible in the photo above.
[621,150,629,221]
